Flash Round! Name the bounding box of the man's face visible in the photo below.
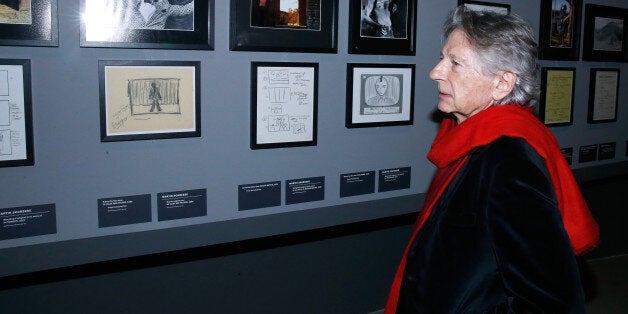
[429,29,497,123]
[375,78,388,96]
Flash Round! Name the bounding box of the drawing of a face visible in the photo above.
[375,77,388,96]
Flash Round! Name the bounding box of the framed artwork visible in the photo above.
[539,67,575,127]
[99,60,201,142]
[538,0,581,60]
[230,0,338,53]
[346,63,415,128]
[587,68,619,123]
[250,62,318,149]
[0,0,58,47]
[80,0,213,50]
[348,0,417,55]
[458,0,510,15]
[582,4,627,62]
[0,59,34,167]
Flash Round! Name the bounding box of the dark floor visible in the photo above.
[369,254,628,314]
[584,254,628,313]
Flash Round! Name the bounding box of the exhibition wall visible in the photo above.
[0,0,627,281]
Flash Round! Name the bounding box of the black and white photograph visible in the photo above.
[0,0,58,46]
[80,0,212,49]
[539,0,581,60]
[230,0,337,52]
[348,0,416,55]
[346,63,414,128]
[592,16,623,52]
[583,4,627,62]
[360,0,408,39]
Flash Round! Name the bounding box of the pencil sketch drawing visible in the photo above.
[361,74,402,115]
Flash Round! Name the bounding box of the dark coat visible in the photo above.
[396,136,585,313]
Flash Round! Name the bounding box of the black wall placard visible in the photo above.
[98,194,151,228]
[286,176,325,205]
[238,181,282,211]
[158,189,207,221]
[340,171,375,197]
[0,204,56,240]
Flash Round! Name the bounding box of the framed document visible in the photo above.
[346,63,414,128]
[539,0,581,60]
[348,0,417,55]
[539,67,575,127]
[458,0,510,15]
[582,4,627,62]
[588,68,619,123]
[251,62,318,149]
[0,59,33,167]
[230,0,338,53]
[80,0,213,50]
[0,0,58,47]
[99,60,201,142]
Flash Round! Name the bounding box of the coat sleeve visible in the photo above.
[485,140,586,313]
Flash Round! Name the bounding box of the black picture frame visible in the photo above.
[346,63,415,128]
[80,0,213,50]
[99,60,201,142]
[582,4,627,62]
[230,0,338,53]
[539,67,576,127]
[0,59,34,168]
[250,62,318,149]
[539,0,582,60]
[587,68,619,124]
[458,0,510,15]
[348,0,417,55]
[0,0,58,47]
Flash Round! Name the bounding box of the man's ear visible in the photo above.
[492,71,517,102]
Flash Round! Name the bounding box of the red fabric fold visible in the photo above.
[384,104,599,314]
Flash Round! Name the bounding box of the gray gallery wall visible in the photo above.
[0,0,627,279]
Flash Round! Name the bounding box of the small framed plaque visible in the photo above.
[587,68,619,124]
[539,67,575,127]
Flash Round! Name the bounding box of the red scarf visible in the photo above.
[385,104,599,314]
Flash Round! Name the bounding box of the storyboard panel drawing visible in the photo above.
[346,63,414,128]
[99,60,201,142]
[251,62,318,149]
[0,59,33,168]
